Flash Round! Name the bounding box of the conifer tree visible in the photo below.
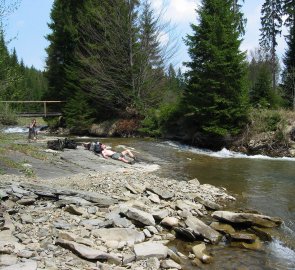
[184,0,248,137]
[45,0,84,102]
[259,0,283,91]
[281,0,295,109]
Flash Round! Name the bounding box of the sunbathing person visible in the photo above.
[100,143,135,164]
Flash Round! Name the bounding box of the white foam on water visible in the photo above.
[268,239,295,267]
[161,141,295,162]
[2,127,28,133]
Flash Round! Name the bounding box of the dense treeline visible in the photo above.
[0,30,48,113]
[1,0,295,147]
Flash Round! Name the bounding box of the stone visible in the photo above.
[161,217,179,228]
[134,242,168,260]
[194,196,222,210]
[148,193,161,204]
[152,209,169,220]
[250,226,272,241]
[64,205,85,215]
[230,238,262,250]
[0,254,17,267]
[192,243,212,264]
[210,222,235,234]
[229,232,257,243]
[174,227,196,241]
[16,197,36,205]
[122,252,136,265]
[121,206,155,226]
[17,249,34,258]
[0,260,37,270]
[56,238,120,262]
[212,211,282,228]
[146,257,160,270]
[92,228,145,246]
[185,216,222,244]
[146,187,174,200]
[145,226,158,235]
[161,259,182,269]
[20,214,33,224]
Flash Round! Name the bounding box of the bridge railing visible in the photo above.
[0,101,65,117]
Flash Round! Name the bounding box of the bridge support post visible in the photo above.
[44,102,47,117]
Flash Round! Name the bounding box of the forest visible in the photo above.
[0,0,295,148]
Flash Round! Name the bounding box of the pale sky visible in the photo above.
[5,0,287,71]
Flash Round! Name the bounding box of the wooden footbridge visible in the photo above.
[0,101,64,117]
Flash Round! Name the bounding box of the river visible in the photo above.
[101,137,295,270]
[2,128,295,269]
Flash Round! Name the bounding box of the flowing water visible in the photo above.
[101,137,295,270]
[2,128,295,269]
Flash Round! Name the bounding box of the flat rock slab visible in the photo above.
[212,211,283,228]
[121,206,155,226]
[134,242,168,260]
[0,260,37,270]
[146,187,174,200]
[185,216,221,244]
[92,228,145,245]
[56,238,120,262]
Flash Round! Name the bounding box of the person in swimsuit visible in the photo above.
[100,143,135,164]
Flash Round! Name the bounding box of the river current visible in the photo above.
[104,138,295,270]
[2,128,295,269]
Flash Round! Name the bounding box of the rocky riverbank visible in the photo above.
[0,162,283,270]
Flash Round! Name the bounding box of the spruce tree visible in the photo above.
[184,0,248,137]
[259,0,283,91]
[45,0,84,102]
[281,0,295,109]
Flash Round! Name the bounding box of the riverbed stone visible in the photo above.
[134,242,168,260]
[56,238,121,262]
[0,260,37,270]
[146,186,174,200]
[212,211,283,228]
[92,228,145,246]
[229,232,257,243]
[120,206,155,226]
[210,222,235,234]
[192,243,212,264]
[161,216,179,228]
[185,216,222,244]
[161,259,182,269]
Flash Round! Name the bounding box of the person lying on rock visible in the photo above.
[100,143,135,164]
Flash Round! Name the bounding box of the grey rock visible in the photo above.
[56,238,120,262]
[92,228,145,246]
[79,218,105,227]
[146,187,174,200]
[152,209,169,220]
[53,220,72,229]
[121,206,155,226]
[161,217,179,228]
[146,257,160,270]
[17,249,35,258]
[174,227,196,241]
[185,216,221,244]
[57,196,93,206]
[16,196,36,205]
[161,259,182,269]
[0,254,17,267]
[64,205,85,215]
[0,260,37,270]
[212,211,282,228]
[195,196,222,210]
[20,213,33,224]
[122,252,136,265]
[134,242,168,260]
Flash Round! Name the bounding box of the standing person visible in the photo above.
[28,119,37,142]
[100,144,135,164]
